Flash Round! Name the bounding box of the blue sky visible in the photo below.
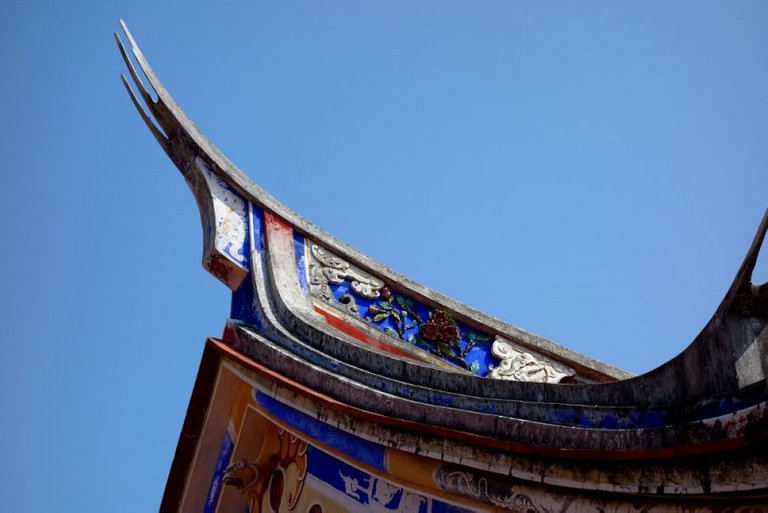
[2,2,767,511]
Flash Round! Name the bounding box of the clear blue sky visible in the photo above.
[2,2,766,511]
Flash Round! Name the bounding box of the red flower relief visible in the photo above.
[421,309,460,343]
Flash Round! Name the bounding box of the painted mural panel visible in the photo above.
[199,356,768,513]
[207,367,481,513]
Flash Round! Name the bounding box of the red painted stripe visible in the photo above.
[263,210,293,239]
[314,306,422,361]
[263,211,427,363]
[262,211,426,362]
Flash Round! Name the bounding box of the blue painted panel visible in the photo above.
[229,204,265,331]
[294,233,309,296]
[230,272,264,331]
[255,392,386,471]
[306,446,474,513]
[251,204,265,254]
[204,428,235,513]
[327,281,494,376]
[256,393,474,512]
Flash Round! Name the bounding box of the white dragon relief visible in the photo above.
[436,470,540,513]
[309,243,385,313]
[488,336,575,383]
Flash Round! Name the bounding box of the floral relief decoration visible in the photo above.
[308,242,577,380]
[365,288,493,374]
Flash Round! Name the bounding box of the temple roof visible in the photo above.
[116,20,768,509]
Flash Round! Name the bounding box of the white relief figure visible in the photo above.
[372,480,399,507]
[339,471,366,501]
[309,243,385,307]
[339,471,428,512]
[488,337,575,383]
[491,350,548,382]
[399,492,426,513]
